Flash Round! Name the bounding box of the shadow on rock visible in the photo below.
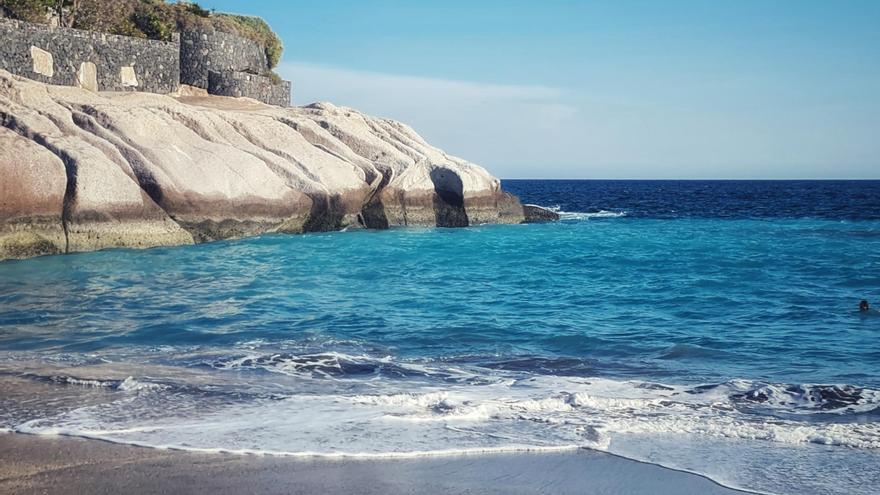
[430,167,469,228]
[358,169,391,229]
[303,193,348,232]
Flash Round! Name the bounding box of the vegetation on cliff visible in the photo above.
[0,0,283,69]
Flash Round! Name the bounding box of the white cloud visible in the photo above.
[277,62,880,179]
[277,62,580,178]
[279,62,564,108]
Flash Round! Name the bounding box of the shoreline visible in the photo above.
[0,432,753,495]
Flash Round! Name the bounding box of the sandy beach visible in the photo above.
[0,433,751,495]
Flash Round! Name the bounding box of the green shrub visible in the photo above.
[213,13,284,69]
[70,0,133,33]
[0,0,58,24]
[109,18,145,38]
[267,71,283,85]
[131,8,173,41]
[184,1,209,18]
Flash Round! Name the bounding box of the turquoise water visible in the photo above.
[1,181,879,494]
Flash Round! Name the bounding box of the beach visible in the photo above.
[0,433,749,495]
[0,1,877,493]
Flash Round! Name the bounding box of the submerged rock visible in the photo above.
[523,204,561,223]
[0,70,549,261]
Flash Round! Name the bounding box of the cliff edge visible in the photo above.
[0,70,533,261]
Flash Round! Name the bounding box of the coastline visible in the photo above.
[0,432,752,495]
[0,70,549,263]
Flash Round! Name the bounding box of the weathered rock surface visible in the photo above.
[0,70,537,261]
[523,204,561,223]
[0,127,66,259]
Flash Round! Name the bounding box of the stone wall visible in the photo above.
[179,28,268,89]
[208,70,291,107]
[0,18,291,106]
[181,27,291,106]
[0,18,179,94]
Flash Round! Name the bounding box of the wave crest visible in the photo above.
[546,205,626,220]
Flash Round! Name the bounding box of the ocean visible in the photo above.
[1,180,878,495]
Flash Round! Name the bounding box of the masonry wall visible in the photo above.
[0,18,179,94]
[208,70,291,107]
[180,28,268,89]
[181,27,291,106]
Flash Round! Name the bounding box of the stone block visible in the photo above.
[77,61,97,92]
[30,45,53,77]
[120,66,138,87]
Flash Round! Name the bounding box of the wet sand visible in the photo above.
[0,433,751,495]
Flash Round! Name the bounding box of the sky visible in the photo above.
[201,0,880,179]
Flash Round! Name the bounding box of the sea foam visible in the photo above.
[4,351,880,495]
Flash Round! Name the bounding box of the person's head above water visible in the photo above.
[860,300,870,312]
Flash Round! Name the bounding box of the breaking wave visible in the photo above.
[18,373,169,392]
[7,354,879,453]
[544,205,627,220]
[3,349,880,495]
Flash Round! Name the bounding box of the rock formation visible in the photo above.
[523,204,561,223]
[0,70,543,261]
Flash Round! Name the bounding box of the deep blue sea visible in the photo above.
[1,180,879,495]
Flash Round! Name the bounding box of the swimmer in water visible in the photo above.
[860,300,870,312]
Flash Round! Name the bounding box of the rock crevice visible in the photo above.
[0,109,77,253]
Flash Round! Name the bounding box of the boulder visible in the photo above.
[523,204,561,223]
[0,127,66,259]
[1,76,194,253]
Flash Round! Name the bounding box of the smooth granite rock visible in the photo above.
[0,127,66,259]
[0,70,535,261]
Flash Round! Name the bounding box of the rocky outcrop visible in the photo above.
[0,126,67,258]
[523,204,560,223]
[0,70,537,261]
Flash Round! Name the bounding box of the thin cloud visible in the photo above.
[276,62,580,178]
[277,62,879,179]
[279,62,566,108]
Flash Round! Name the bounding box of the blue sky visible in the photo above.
[202,1,880,179]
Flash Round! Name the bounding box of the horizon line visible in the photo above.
[501,177,880,181]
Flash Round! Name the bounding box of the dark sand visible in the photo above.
[0,433,752,495]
